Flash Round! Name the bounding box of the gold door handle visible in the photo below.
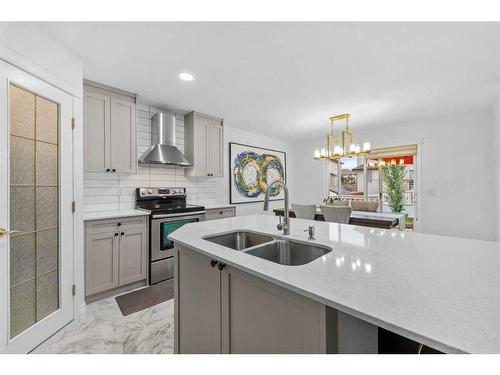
[0,228,22,237]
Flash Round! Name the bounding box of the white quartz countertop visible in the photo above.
[83,209,150,221]
[169,214,500,354]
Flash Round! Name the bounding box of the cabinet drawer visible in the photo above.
[86,215,147,235]
[205,207,236,221]
[151,257,174,284]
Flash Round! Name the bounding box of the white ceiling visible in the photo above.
[40,22,500,141]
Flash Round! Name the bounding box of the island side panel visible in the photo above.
[220,264,328,354]
[338,311,378,354]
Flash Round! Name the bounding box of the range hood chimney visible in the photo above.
[138,112,191,166]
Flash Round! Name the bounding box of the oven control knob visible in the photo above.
[140,190,146,196]
[148,189,153,195]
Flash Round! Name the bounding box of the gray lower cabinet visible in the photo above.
[175,245,222,353]
[220,264,328,353]
[205,207,236,221]
[118,228,148,285]
[85,232,119,295]
[85,216,148,299]
[175,244,349,354]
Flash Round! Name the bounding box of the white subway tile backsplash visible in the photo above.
[83,187,120,196]
[83,104,217,213]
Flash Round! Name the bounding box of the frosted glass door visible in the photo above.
[0,60,74,354]
[9,85,60,338]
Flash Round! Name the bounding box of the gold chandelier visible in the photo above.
[314,113,371,160]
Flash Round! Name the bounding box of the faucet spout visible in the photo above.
[263,180,290,235]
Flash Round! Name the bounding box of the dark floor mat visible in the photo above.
[116,280,173,316]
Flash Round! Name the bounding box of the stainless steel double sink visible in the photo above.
[203,230,331,266]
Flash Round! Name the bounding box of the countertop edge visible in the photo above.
[83,209,151,221]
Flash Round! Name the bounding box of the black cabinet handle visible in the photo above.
[217,262,226,271]
[210,259,218,268]
[120,232,124,236]
[112,169,116,172]
[106,169,110,172]
[117,222,122,226]
[114,233,118,236]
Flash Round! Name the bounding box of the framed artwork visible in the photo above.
[229,142,287,204]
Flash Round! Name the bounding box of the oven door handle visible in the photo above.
[151,211,206,219]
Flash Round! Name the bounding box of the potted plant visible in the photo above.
[382,164,407,213]
[323,193,342,205]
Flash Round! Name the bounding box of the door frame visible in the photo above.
[0,60,75,353]
[322,144,423,232]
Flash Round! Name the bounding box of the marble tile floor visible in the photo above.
[31,292,175,354]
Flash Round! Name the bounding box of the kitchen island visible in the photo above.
[169,214,500,354]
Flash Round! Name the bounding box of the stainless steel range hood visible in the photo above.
[139,112,191,166]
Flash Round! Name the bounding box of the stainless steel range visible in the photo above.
[136,187,205,284]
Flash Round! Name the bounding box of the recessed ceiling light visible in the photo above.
[179,72,194,81]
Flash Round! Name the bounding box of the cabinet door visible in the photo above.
[83,91,110,172]
[193,115,209,176]
[175,245,221,353]
[207,121,223,177]
[221,265,326,353]
[85,232,119,296]
[110,98,136,173]
[118,228,147,285]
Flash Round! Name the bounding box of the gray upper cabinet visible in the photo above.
[110,98,136,173]
[184,111,223,177]
[83,91,110,172]
[83,81,137,174]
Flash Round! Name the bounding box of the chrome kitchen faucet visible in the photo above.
[263,180,290,235]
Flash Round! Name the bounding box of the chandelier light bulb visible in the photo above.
[313,114,371,161]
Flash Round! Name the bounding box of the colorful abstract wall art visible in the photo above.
[229,142,287,204]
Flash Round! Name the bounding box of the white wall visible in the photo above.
[293,140,328,205]
[0,23,83,96]
[293,109,496,241]
[217,126,294,216]
[492,93,500,240]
